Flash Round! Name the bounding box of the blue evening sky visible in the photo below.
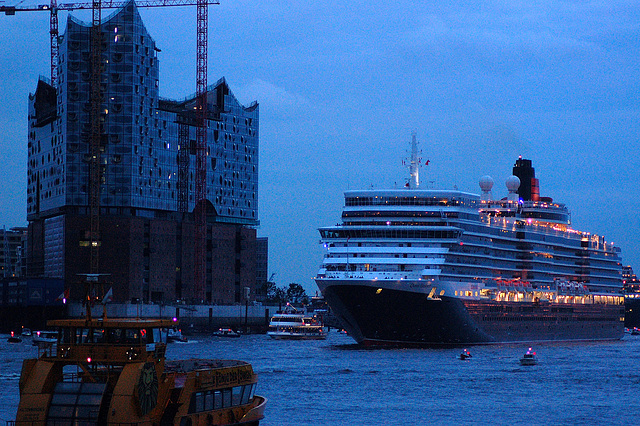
[1,1,638,293]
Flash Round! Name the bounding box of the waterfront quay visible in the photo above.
[0,301,286,334]
[65,302,281,333]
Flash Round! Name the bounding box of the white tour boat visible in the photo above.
[267,306,326,340]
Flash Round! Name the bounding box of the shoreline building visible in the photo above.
[1,226,28,278]
[255,237,268,303]
[26,1,260,304]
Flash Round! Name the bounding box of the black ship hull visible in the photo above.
[625,296,640,328]
[323,284,625,346]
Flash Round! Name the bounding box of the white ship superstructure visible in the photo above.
[315,137,624,346]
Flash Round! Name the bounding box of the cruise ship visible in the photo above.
[315,135,624,346]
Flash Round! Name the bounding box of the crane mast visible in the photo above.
[89,0,101,274]
[2,0,218,300]
[194,0,208,301]
[49,1,59,85]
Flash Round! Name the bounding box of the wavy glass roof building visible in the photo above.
[26,1,260,304]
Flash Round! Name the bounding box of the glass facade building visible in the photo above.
[26,1,260,304]
[1,227,28,278]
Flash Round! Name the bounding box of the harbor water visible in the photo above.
[2,331,640,425]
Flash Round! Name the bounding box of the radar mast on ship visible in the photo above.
[405,131,424,189]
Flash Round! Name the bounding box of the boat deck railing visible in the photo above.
[37,341,166,363]
[36,342,56,358]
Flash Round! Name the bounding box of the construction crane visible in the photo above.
[1,1,220,87]
[2,0,218,300]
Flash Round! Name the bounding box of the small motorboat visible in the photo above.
[631,328,640,336]
[167,327,188,343]
[212,328,241,338]
[459,349,472,360]
[520,348,538,366]
[21,327,32,337]
[7,331,22,343]
[32,330,58,347]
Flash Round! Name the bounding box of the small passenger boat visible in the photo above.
[14,276,267,425]
[7,331,22,343]
[213,328,241,338]
[520,348,538,366]
[31,330,58,346]
[167,326,188,342]
[267,306,326,340]
[459,349,472,360]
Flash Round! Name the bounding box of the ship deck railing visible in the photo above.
[482,217,616,253]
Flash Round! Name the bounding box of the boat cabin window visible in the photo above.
[153,327,165,344]
[232,386,242,405]
[109,328,152,344]
[205,392,214,411]
[75,328,105,344]
[248,383,256,400]
[75,328,87,344]
[223,388,232,407]
[240,385,251,405]
[59,328,103,344]
[272,316,303,323]
[195,392,205,412]
[189,385,255,413]
[60,328,72,344]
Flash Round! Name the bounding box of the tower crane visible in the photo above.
[1,1,220,87]
[2,0,217,300]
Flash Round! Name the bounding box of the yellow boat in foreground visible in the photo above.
[14,284,266,425]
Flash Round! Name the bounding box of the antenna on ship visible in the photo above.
[404,131,422,189]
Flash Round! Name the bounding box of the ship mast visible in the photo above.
[407,132,421,189]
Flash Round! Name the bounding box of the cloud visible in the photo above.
[402,8,600,56]
[234,79,310,112]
